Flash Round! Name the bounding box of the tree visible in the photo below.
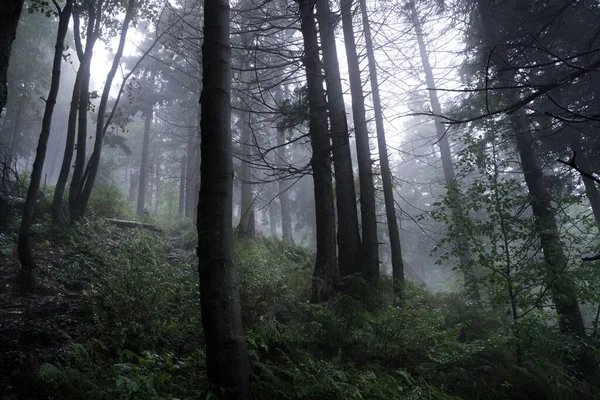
[475,0,587,347]
[408,1,479,299]
[0,0,25,116]
[18,0,73,291]
[197,0,252,395]
[137,105,153,215]
[72,0,136,220]
[359,0,406,289]
[315,0,362,278]
[340,0,379,279]
[299,0,339,302]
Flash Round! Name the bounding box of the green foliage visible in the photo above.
[87,181,135,220]
[31,223,600,399]
[235,237,312,326]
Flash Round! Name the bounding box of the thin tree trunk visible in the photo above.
[315,0,362,278]
[18,0,72,292]
[185,120,198,219]
[340,0,379,279]
[179,152,186,217]
[0,0,24,117]
[277,126,293,243]
[75,0,135,219]
[7,94,24,161]
[237,86,255,238]
[137,106,152,216]
[410,4,479,299]
[68,5,99,221]
[300,0,339,302]
[269,187,278,237]
[477,0,586,341]
[52,57,84,222]
[153,161,160,215]
[362,0,406,291]
[197,0,251,394]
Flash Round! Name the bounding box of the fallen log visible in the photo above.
[105,218,163,233]
[0,193,26,211]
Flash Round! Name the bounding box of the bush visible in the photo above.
[87,181,134,220]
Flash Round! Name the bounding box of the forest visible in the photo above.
[1,0,600,398]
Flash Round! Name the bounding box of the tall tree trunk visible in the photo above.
[269,188,278,237]
[197,0,251,395]
[340,0,379,279]
[7,94,24,161]
[185,120,198,219]
[137,106,152,216]
[410,4,479,299]
[477,0,586,341]
[277,126,293,243]
[75,0,135,219]
[18,0,72,292]
[153,161,160,215]
[69,6,99,221]
[300,0,339,302]
[179,151,186,217]
[361,0,406,290]
[0,0,24,117]
[237,91,255,238]
[315,0,362,278]
[52,58,84,222]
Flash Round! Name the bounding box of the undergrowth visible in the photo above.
[20,218,598,399]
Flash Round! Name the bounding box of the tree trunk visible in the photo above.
[185,120,198,219]
[75,0,135,219]
[197,0,252,395]
[300,0,339,302]
[237,92,255,238]
[340,0,379,279]
[153,161,160,215]
[362,0,406,291]
[410,3,479,300]
[315,0,362,278]
[18,0,72,292]
[179,151,186,217]
[269,187,278,237]
[477,0,586,340]
[137,106,152,216]
[0,0,24,117]
[277,127,293,243]
[52,57,84,223]
[68,6,99,221]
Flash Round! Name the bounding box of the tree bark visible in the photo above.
[197,0,252,395]
[18,0,72,292]
[340,0,379,279]
[315,0,362,278]
[137,106,152,216]
[300,0,339,302]
[477,0,586,340]
[410,3,479,300]
[0,0,24,117]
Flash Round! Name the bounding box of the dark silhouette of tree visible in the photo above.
[18,0,73,291]
[197,0,252,395]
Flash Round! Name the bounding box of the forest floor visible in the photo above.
[0,243,90,399]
